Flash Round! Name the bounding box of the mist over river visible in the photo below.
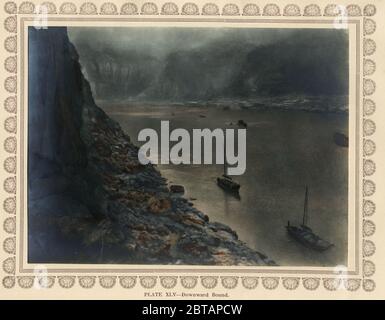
[99,102,348,267]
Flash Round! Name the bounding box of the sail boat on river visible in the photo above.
[286,186,334,251]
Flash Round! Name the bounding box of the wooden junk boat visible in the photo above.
[217,174,240,193]
[286,186,334,252]
[216,135,241,195]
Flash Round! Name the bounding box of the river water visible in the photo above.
[100,102,348,267]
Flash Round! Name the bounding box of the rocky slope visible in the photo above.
[28,27,275,265]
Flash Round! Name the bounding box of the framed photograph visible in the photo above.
[0,0,384,299]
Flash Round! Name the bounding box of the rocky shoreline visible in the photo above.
[28,27,275,266]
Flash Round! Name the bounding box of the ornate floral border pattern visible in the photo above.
[1,1,377,292]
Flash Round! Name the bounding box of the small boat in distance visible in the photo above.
[286,186,334,252]
[237,119,248,128]
[216,142,241,195]
[217,174,240,193]
[333,132,348,147]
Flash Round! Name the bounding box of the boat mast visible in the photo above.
[303,186,308,226]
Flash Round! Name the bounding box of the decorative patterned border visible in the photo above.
[360,2,377,294]
[1,1,377,292]
[0,1,375,17]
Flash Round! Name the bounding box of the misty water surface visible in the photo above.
[100,102,348,267]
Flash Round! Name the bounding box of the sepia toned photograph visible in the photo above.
[28,26,349,267]
[1,0,383,300]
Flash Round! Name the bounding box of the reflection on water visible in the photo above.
[101,102,348,267]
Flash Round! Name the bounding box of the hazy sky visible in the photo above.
[68,27,297,58]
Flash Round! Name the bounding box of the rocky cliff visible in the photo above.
[28,27,275,265]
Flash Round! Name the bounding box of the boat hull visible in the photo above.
[286,225,333,252]
[216,177,240,193]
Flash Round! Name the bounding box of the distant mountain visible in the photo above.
[145,38,254,100]
[229,30,349,97]
[72,29,348,102]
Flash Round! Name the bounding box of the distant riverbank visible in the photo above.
[96,95,348,114]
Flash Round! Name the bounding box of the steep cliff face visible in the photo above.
[75,43,160,100]
[29,27,86,167]
[28,27,107,261]
[28,27,275,265]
